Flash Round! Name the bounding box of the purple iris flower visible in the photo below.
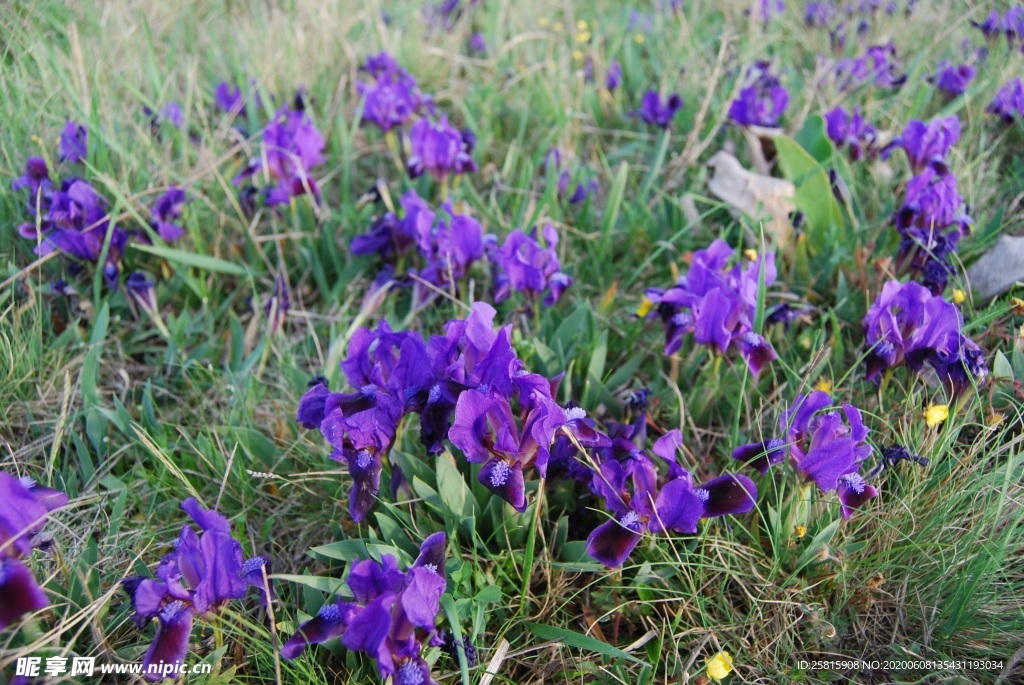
[644,240,777,374]
[728,63,788,127]
[804,1,838,26]
[735,392,878,519]
[832,43,907,91]
[488,224,573,306]
[586,430,757,567]
[235,107,325,206]
[731,438,787,475]
[14,171,129,288]
[825,106,877,161]
[469,33,487,55]
[409,197,485,308]
[150,187,190,242]
[215,82,245,115]
[635,91,683,129]
[973,7,1024,44]
[145,102,184,130]
[755,0,785,22]
[59,121,88,163]
[122,498,270,679]
[862,280,988,395]
[988,78,1024,122]
[557,171,594,204]
[11,157,52,204]
[788,397,877,519]
[318,324,429,521]
[607,61,622,91]
[0,472,67,630]
[407,115,478,181]
[929,61,975,96]
[351,188,434,259]
[449,385,571,510]
[296,302,603,522]
[126,272,159,317]
[282,533,447,685]
[357,53,431,132]
[890,116,960,175]
[894,168,971,294]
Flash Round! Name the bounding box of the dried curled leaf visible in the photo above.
[706,150,796,246]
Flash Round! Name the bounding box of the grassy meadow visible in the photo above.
[1,0,1023,683]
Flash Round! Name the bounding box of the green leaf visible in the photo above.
[601,162,629,243]
[436,453,480,520]
[90,302,110,345]
[131,243,248,276]
[309,539,369,562]
[272,573,345,594]
[440,594,472,685]
[795,518,842,571]
[993,350,1014,381]
[775,130,844,251]
[583,330,609,408]
[474,585,503,604]
[524,623,648,666]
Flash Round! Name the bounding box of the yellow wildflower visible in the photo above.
[705,651,734,681]
[637,296,654,317]
[952,288,966,304]
[925,404,949,428]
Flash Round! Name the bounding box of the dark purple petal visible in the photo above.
[478,457,527,512]
[340,594,394,654]
[651,478,705,534]
[296,381,332,429]
[413,532,446,576]
[700,474,758,518]
[0,557,50,629]
[731,439,786,475]
[347,555,406,604]
[399,566,446,629]
[837,474,879,519]
[193,531,248,612]
[586,517,644,568]
[281,601,359,659]
[142,601,193,680]
[180,498,232,534]
[59,121,88,163]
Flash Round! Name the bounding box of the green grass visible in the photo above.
[1,0,1024,683]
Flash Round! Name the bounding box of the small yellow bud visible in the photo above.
[987,412,1005,427]
[576,19,588,30]
[552,21,564,32]
[572,50,583,61]
[743,248,758,262]
[952,288,966,304]
[794,525,807,539]
[576,30,591,43]
[925,404,949,428]
[705,651,734,681]
[637,296,654,317]
[634,33,645,44]
[814,378,833,393]
[538,17,549,27]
